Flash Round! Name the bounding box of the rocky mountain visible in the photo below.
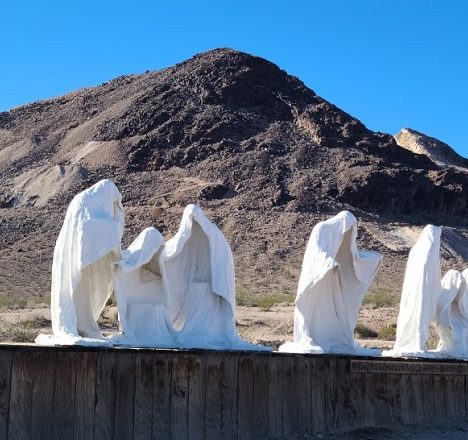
[395,128,468,170]
[0,48,467,303]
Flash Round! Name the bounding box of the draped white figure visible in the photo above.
[434,269,468,358]
[279,211,382,354]
[112,227,177,347]
[36,179,124,345]
[385,225,441,357]
[160,204,268,350]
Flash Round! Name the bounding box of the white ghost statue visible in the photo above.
[434,269,468,358]
[36,179,124,346]
[279,211,382,355]
[385,225,441,357]
[160,204,268,350]
[111,227,177,347]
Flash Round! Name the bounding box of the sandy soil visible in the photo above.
[0,303,399,350]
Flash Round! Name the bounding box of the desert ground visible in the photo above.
[0,299,433,352]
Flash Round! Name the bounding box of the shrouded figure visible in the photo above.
[112,227,176,347]
[279,211,382,354]
[434,269,468,358]
[36,179,124,345]
[387,225,441,357]
[161,204,267,350]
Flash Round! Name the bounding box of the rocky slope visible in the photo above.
[0,48,467,304]
[395,128,468,170]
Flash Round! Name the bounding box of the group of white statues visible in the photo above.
[36,179,262,350]
[36,179,468,359]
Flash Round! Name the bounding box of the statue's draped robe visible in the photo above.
[390,225,441,356]
[160,204,267,350]
[37,179,124,345]
[279,211,382,354]
[112,227,176,347]
[435,269,468,358]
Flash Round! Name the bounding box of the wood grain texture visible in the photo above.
[187,354,205,440]
[8,351,34,440]
[134,353,155,440]
[310,357,326,432]
[114,352,136,440]
[386,373,402,426]
[204,355,222,440]
[74,352,97,440]
[333,358,355,431]
[253,355,269,439]
[237,355,255,440]
[220,353,238,440]
[94,351,117,440]
[0,351,12,440]
[53,352,77,440]
[1,347,468,439]
[30,351,55,440]
[268,355,283,440]
[170,354,189,440]
[152,353,172,440]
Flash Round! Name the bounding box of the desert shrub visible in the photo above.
[354,322,378,338]
[236,288,257,307]
[258,292,295,311]
[378,324,397,341]
[0,294,48,310]
[236,288,294,310]
[363,289,399,308]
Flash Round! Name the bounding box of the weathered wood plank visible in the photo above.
[368,370,390,427]
[282,355,313,437]
[30,351,55,440]
[409,373,425,425]
[323,357,336,431]
[348,371,367,429]
[333,358,356,431]
[220,353,238,440]
[94,351,117,440]
[310,356,326,432]
[237,355,254,440]
[399,373,413,425]
[114,352,136,440]
[152,353,172,440]
[268,355,283,440]
[74,351,97,440]
[386,373,402,426]
[454,375,466,418]
[253,354,269,439]
[205,355,222,440]
[0,350,12,440]
[187,354,205,440]
[134,353,155,440]
[53,352,77,440]
[9,351,35,440]
[3,347,468,439]
[171,354,189,440]
[432,374,447,422]
[445,374,465,419]
[421,373,435,423]
[294,355,312,434]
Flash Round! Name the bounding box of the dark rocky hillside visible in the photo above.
[0,48,467,302]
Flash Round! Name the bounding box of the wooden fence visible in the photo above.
[0,345,466,439]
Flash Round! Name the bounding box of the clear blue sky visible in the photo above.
[1,1,467,156]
